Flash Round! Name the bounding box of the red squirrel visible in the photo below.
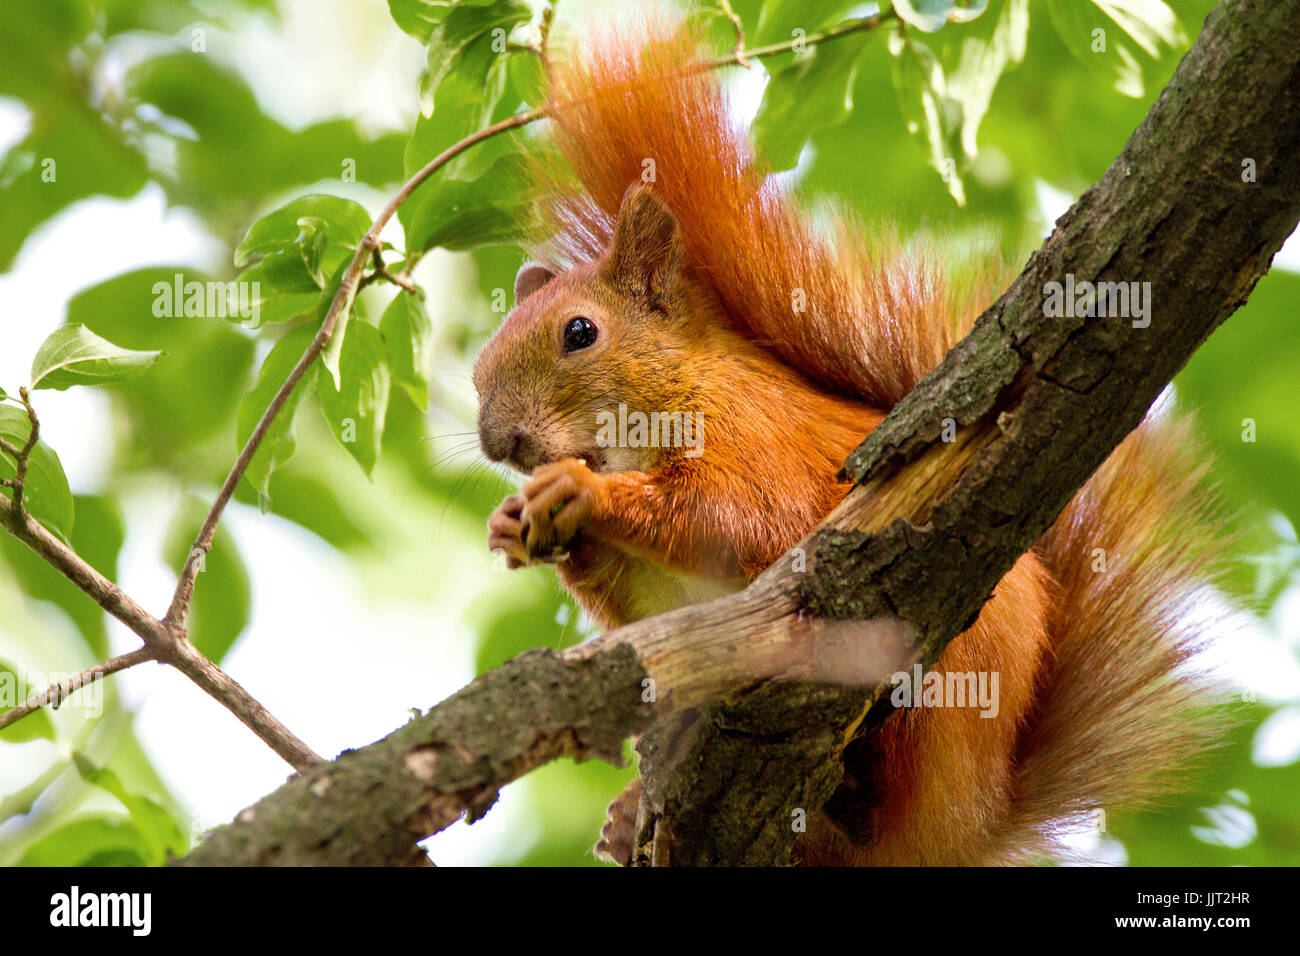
[472,16,1222,865]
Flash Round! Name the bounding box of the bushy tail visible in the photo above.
[993,407,1232,862]
[542,11,963,408]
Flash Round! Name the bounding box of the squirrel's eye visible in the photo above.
[562,316,598,353]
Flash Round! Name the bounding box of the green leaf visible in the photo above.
[127,54,404,217]
[894,0,985,33]
[752,31,872,171]
[0,102,148,271]
[240,250,332,328]
[317,322,392,475]
[238,322,321,499]
[405,150,539,253]
[319,266,358,391]
[1046,0,1183,98]
[380,292,435,410]
[17,816,151,867]
[402,6,523,185]
[164,502,251,665]
[0,405,74,542]
[507,45,547,107]
[66,269,257,462]
[234,194,372,267]
[73,753,188,864]
[753,0,860,47]
[386,0,506,44]
[890,32,965,204]
[421,0,531,104]
[30,325,160,392]
[0,660,56,743]
[945,0,1029,159]
[1092,0,1184,57]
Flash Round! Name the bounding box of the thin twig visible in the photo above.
[717,0,749,68]
[697,10,895,70]
[5,388,40,516]
[0,496,172,646]
[0,647,155,732]
[0,493,323,769]
[538,1,557,77]
[360,247,422,295]
[163,639,324,771]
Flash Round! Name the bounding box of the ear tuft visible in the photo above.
[606,184,683,304]
[514,263,556,303]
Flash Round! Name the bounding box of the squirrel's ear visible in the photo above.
[606,184,682,304]
[514,262,556,303]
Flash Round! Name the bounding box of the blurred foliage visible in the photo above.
[0,0,1295,868]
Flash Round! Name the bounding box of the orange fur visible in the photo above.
[474,11,1225,865]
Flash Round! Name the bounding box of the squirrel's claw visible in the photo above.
[519,458,598,560]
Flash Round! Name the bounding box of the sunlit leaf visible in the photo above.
[753,0,859,47]
[752,30,873,171]
[30,325,160,392]
[234,194,372,268]
[72,754,189,864]
[317,322,391,476]
[405,151,539,253]
[890,32,965,203]
[386,0,506,44]
[17,816,151,867]
[380,292,434,411]
[0,405,74,542]
[945,0,1029,159]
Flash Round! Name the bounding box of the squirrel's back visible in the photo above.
[536,11,1229,864]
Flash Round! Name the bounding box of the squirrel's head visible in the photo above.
[474,184,707,475]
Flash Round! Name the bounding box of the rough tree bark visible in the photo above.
[179,0,1300,866]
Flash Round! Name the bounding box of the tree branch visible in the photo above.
[178,0,1300,866]
[0,493,323,769]
[0,647,154,732]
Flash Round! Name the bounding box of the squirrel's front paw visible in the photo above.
[519,457,602,561]
[487,494,529,569]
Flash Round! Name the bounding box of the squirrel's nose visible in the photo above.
[481,427,522,463]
